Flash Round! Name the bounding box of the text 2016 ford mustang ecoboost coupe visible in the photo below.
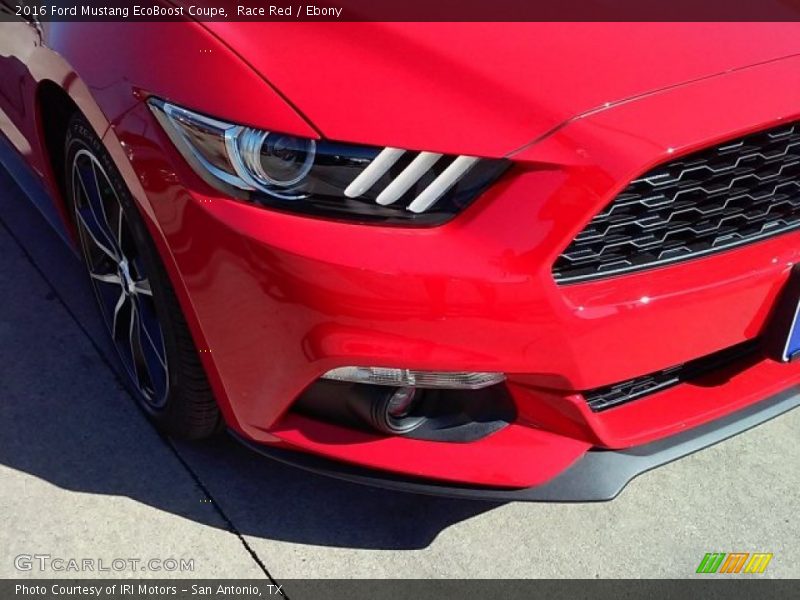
[2,18,800,500]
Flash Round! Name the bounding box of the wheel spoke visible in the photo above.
[116,199,125,250]
[132,279,153,296]
[111,290,127,340]
[73,160,118,262]
[73,156,119,256]
[134,296,168,401]
[90,271,122,286]
[128,300,144,387]
[88,159,120,251]
[75,209,118,262]
[134,296,167,369]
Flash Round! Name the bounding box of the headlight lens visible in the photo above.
[233,128,316,192]
[149,98,510,224]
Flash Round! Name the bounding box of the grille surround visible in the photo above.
[553,122,800,284]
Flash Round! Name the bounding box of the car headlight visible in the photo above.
[148,98,510,224]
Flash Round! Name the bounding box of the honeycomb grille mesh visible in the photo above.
[553,123,800,283]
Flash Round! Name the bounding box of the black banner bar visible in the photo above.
[3,0,800,22]
[3,580,800,600]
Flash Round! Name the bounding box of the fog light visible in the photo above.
[386,386,418,418]
[322,367,505,389]
[349,386,426,435]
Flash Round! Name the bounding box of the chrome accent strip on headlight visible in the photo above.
[344,147,406,198]
[375,152,443,206]
[408,156,480,213]
[346,148,483,213]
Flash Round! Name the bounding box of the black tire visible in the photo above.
[64,112,221,439]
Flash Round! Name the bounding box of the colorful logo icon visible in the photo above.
[696,553,773,574]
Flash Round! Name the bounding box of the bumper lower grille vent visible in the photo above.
[554,123,800,283]
[584,340,760,412]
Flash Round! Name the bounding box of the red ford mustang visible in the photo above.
[2,18,800,500]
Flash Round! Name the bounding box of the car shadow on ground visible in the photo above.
[0,161,500,551]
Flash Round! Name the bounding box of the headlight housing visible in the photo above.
[148,98,510,225]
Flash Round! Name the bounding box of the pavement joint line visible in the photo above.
[161,433,285,592]
[0,200,285,589]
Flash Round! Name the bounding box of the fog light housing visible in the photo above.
[293,379,516,442]
[321,367,505,389]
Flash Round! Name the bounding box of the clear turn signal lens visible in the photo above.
[321,367,505,390]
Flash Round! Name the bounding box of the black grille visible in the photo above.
[584,340,760,412]
[553,123,800,283]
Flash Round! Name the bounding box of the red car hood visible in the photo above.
[202,22,800,157]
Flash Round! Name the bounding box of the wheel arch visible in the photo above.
[36,80,82,232]
[25,27,243,430]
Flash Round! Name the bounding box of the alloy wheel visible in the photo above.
[70,147,170,408]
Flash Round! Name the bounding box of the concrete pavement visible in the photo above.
[0,162,798,581]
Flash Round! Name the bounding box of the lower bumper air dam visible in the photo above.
[233,386,800,502]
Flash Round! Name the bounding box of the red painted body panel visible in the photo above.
[2,21,800,488]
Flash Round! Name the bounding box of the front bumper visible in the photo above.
[106,53,800,490]
[236,386,800,501]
